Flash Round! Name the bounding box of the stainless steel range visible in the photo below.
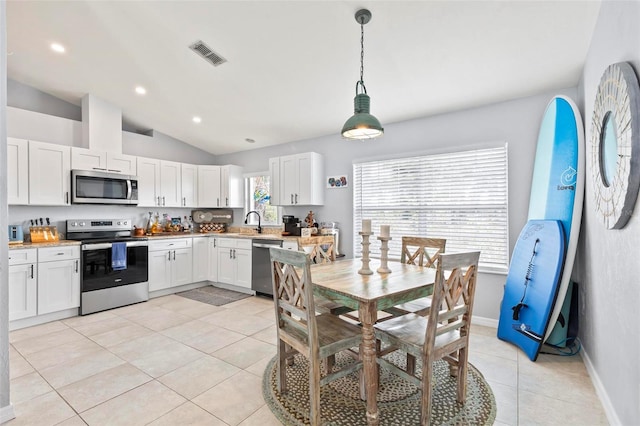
[66,219,149,315]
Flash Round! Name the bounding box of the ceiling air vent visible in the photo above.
[189,40,227,67]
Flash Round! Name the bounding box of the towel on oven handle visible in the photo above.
[112,242,127,271]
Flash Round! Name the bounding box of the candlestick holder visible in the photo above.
[377,236,392,273]
[358,232,374,275]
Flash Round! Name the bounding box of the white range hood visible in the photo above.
[81,94,122,154]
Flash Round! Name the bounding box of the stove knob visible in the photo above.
[71,222,78,227]
[80,222,85,227]
[123,221,128,226]
[117,221,121,225]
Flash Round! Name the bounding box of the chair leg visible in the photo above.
[286,343,295,366]
[421,360,433,426]
[457,347,469,404]
[324,354,335,373]
[309,356,322,426]
[277,339,288,393]
[407,353,416,376]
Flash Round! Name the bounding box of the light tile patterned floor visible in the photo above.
[3,294,608,425]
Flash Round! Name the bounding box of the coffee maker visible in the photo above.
[283,215,301,236]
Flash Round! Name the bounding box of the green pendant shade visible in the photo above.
[342,93,384,139]
[342,9,383,140]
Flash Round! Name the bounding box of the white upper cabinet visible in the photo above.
[160,160,182,207]
[7,137,29,205]
[180,163,198,207]
[271,152,324,206]
[137,156,161,207]
[198,165,243,208]
[268,157,281,206]
[28,140,71,206]
[72,147,137,175]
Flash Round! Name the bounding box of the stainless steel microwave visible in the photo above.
[71,170,139,205]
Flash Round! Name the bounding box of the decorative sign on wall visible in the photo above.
[327,175,348,188]
[590,62,640,229]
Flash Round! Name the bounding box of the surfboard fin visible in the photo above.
[512,303,528,320]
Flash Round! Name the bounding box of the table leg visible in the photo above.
[359,302,379,425]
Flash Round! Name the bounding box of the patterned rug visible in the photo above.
[262,351,496,425]
[176,286,251,306]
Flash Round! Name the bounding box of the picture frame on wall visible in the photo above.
[327,175,348,188]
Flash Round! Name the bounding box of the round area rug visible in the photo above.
[262,351,496,425]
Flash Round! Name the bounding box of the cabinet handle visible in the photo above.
[157,196,161,206]
[233,249,236,259]
[173,250,176,261]
[183,197,186,206]
[75,260,79,273]
[217,198,220,207]
[168,251,171,261]
[225,197,228,206]
[107,169,121,173]
[65,192,69,204]
[56,252,65,256]
[162,196,166,206]
[229,249,233,259]
[92,167,107,171]
[295,193,298,204]
[290,194,294,204]
[30,264,34,279]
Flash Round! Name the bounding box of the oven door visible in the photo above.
[81,241,148,292]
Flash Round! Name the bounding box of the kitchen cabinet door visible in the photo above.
[148,249,172,291]
[268,157,280,206]
[192,237,209,283]
[181,163,198,207]
[198,165,222,207]
[160,160,182,207]
[37,258,80,315]
[221,165,244,208]
[106,152,137,175]
[234,248,252,289]
[137,156,161,207]
[278,152,324,206]
[7,137,29,205]
[280,154,298,206]
[217,247,235,285]
[9,263,37,321]
[171,247,193,287]
[28,140,71,206]
[71,147,107,171]
[208,238,218,282]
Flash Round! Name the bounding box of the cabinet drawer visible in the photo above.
[38,245,80,262]
[282,241,298,251]
[217,238,253,250]
[149,238,192,252]
[9,248,37,265]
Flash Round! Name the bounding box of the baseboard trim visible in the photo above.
[0,404,15,423]
[472,316,498,329]
[580,341,621,425]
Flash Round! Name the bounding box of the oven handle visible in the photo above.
[82,241,149,251]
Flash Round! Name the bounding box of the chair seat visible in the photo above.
[374,313,461,356]
[389,296,432,316]
[281,313,362,357]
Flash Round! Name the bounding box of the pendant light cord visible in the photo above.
[357,17,367,95]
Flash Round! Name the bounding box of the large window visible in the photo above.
[245,172,280,226]
[353,145,508,273]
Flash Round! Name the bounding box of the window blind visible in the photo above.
[353,145,509,272]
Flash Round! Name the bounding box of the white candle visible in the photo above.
[362,219,371,233]
[380,225,390,238]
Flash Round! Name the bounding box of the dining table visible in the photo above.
[311,258,436,426]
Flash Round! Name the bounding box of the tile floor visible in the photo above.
[3,294,607,425]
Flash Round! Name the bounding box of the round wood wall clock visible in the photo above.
[590,62,640,229]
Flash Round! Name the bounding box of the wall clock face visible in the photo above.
[590,62,640,229]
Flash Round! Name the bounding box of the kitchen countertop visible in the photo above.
[9,240,81,250]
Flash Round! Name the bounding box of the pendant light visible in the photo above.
[341,9,384,140]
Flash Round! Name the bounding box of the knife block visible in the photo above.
[30,226,60,243]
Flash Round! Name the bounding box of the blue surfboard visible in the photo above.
[527,96,584,342]
[497,220,565,361]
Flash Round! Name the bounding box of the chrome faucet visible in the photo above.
[244,210,262,234]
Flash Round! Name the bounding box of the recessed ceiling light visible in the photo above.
[245,138,256,144]
[192,116,202,124]
[135,86,146,95]
[51,43,65,53]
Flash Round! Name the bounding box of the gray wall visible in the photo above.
[8,79,81,122]
[578,1,640,423]
[1,2,13,420]
[218,87,579,322]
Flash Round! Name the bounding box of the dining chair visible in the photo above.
[269,247,363,426]
[297,235,336,264]
[374,251,480,425]
[384,236,447,317]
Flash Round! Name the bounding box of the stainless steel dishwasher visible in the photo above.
[251,239,283,296]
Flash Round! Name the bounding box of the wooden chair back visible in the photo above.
[400,236,446,268]
[297,235,336,264]
[425,251,480,361]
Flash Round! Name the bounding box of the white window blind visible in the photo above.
[353,145,509,273]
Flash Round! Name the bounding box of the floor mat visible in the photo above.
[176,285,252,306]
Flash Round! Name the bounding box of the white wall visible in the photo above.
[578,1,640,424]
[1,2,15,422]
[218,87,579,322]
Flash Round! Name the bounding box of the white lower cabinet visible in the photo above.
[148,238,193,292]
[8,249,38,321]
[217,238,252,289]
[208,238,218,282]
[192,237,210,282]
[37,246,80,315]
